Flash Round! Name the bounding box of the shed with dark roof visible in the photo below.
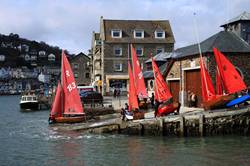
[166,30,250,108]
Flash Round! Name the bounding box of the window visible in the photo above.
[155,30,165,38]
[74,73,78,78]
[85,73,90,78]
[134,30,144,38]
[136,47,143,56]
[111,29,122,38]
[114,47,122,56]
[0,55,5,61]
[95,40,102,45]
[114,63,122,71]
[73,63,79,69]
[156,47,164,54]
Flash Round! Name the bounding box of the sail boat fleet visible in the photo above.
[126,45,249,119]
[126,44,179,120]
[49,45,249,124]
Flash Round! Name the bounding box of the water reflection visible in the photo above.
[47,131,85,166]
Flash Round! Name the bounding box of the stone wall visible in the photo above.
[167,56,200,79]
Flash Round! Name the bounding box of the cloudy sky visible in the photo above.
[0,0,249,54]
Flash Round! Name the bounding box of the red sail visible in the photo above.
[200,56,216,102]
[131,44,148,98]
[216,67,223,95]
[61,51,84,115]
[128,62,139,111]
[213,47,247,94]
[154,84,159,101]
[50,82,62,118]
[152,57,172,102]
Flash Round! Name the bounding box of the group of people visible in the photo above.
[113,88,121,98]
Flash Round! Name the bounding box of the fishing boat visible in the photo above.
[152,57,179,117]
[49,51,85,124]
[200,47,247,110]
[20,92,39,110]
[131,44,148,109]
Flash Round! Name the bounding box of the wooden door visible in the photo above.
[184,69,202,107]
[168,80,180,103]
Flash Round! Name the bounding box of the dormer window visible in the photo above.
[155,30,165,38]
[134,30,144,38]
[111,29,122,38]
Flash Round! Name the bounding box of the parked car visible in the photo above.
[80,91,103,104]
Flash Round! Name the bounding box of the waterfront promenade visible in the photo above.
[107,95,204,117]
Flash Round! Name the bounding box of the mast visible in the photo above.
[193,12,209,93]
[61,50,64,113]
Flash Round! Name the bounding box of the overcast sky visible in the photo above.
[0,0,249,54]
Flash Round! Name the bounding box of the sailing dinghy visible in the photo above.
[131,44,148,109]
[213,47,249,107]
[200,47,247,110]
[49,51,85,124]
[152,57,179,117]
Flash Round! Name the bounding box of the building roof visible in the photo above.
[143,60,174,79]
[221,11,250,27]
[101,19,175,44]
[174,31,250,59]
[71,52,90,61]
[145,52,174,63]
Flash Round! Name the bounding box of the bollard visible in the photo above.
[180,116,185,137]
[159,118,164,136]
[199,114,204,137]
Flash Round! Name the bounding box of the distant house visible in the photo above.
[0,33,62,93]
[70,52,91,86]
[93,17,175,95]
[167,31,250,107]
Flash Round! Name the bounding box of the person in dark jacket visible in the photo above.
[150,93,155,108]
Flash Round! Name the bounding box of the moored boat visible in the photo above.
[49,51,85,124]
[131,44,148,109]
[152,57,179,117]
[200,47,247,110]
[20,93,39,110]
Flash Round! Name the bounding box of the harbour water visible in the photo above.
[1,95,250,166]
